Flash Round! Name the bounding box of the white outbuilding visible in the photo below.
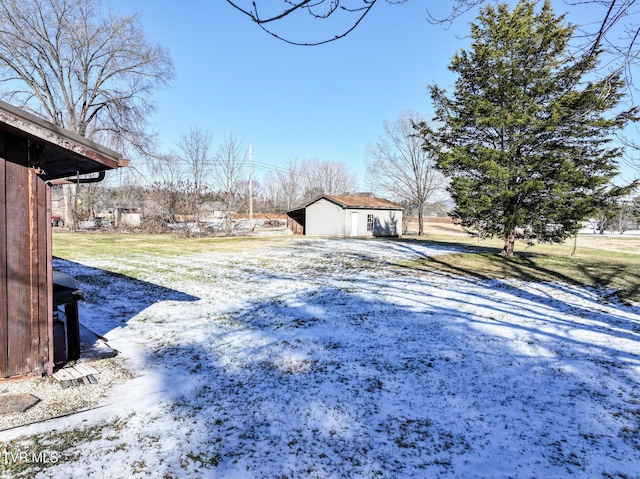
[286,194,403,237]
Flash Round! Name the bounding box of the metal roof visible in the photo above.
[0,100,128,181]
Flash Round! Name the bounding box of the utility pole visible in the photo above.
[249,143,253,233]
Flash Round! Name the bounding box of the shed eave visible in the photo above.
[341,205,404,211]
[0,100,127,180]
[287,194,404,213]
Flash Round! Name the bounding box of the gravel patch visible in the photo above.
[0,358,132,432]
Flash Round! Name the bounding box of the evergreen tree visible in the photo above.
[427,0,638,256]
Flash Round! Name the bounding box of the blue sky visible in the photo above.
[108,1,638,189]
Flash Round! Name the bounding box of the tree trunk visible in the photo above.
[418,209,424,236]
[501,229,515,256]
[62,183,77,230]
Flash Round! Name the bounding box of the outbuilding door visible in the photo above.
[350,212,358,236]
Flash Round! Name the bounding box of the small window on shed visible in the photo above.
[367,214,374,232]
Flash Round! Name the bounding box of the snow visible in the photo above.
[2,238,640,478]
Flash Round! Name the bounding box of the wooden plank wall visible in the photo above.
[286,216,304,235]
[0,131,50,378]
[0,136,6,376]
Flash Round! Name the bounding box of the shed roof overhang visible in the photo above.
[287,194,404,213]
[0,100,128,181]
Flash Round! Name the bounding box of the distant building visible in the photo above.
[287,194,403,237]
[114,208,141,228]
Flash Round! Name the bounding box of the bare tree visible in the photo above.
[278,159,304,210]
[262,172,282,212]
[145,181,194,226]
[214,135,247,194]
[633,195,640,228]
[226,0,408,46]
[227,1,640,78]
[74,182,104,222]
[177,127,214,225]
[436,1,640,86]
[145,154,187,225]
[111,179,144,212]
[262,158,303,211]
[301,158,358,201]
[607,196,640,234]
[235,178,265,214]
[214,134,248,234]
[228,1,640,178]
[366,111,446,236]
[178,128,214,195]
[154,154,185,187]
[0,0,173,227]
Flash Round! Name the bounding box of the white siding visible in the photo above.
[371,209,402,237]
[346,209,402,237]
[304,198,403,237]
[306,199,346,236]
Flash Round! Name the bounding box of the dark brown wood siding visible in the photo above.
[1,131,51,378]
[0,141,6,376]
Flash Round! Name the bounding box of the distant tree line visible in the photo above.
[3,0,638,248]
[58,128,364,233]
[590,196,640,234]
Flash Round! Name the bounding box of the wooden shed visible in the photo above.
[287,194,403,237]
[0,100,127,379]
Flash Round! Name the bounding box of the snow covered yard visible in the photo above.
[2,237,640,478]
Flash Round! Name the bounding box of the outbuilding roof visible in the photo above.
[289,194,404,212]
[0,99,128,181]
